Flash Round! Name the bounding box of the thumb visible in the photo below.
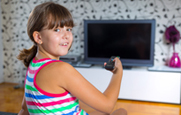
[104,62,107,66]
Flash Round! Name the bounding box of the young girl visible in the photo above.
[17,2,127,115]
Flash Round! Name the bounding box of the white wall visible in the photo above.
[2,0,181,83]
[0,0,3,83]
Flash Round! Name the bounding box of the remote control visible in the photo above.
[105,56,116,71]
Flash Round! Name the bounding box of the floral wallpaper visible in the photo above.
[1,0,181,83]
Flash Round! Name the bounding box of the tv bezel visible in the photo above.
[84,19,156,67]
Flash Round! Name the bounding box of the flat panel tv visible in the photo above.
[84,19,156,67]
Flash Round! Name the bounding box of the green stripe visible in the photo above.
[80,109,84,115]
[28,100,79,114]
[30,60,46,67]
[25,85,38,91]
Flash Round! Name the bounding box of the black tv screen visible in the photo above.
[84,19,155,67]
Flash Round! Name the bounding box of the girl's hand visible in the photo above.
[104,57,123,74]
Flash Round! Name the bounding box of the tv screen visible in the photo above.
[84,19,156,67]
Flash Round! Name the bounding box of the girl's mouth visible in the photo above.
[61,42,68,46]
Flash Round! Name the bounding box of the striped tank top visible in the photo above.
[25,58,89,115]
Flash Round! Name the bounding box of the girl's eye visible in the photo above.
[67,28,72,32]
[54,28,60,32]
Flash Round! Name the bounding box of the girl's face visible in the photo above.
[39,26,73,58]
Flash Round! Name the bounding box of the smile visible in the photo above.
[61,42,68,46]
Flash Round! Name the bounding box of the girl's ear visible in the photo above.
[33,31,42,44]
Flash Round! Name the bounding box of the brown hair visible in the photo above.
[17,2,75,68]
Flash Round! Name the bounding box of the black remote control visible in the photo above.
[105,56,116,71]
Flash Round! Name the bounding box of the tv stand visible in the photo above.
[75,66,181,104]
[123,66,132,69]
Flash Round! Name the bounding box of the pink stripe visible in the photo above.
[28,67,36,74]
[34,60,66,97]
[26,97,76,107]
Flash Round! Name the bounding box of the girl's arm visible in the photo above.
[18,95,29,115]
[55,57,123,114]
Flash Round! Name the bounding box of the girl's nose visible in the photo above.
[62,30,68,39]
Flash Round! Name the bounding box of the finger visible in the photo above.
[112,66,117,73]
[104,62,107,66]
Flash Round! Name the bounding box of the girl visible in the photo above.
[17,2,127,115]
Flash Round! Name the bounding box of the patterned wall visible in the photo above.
[2,0,181,83]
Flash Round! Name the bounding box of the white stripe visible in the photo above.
[27,72,35,78]
[25,88,74,100]
[27,103,79,114]
[25,80,33,86]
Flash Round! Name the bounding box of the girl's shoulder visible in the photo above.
[31,57,76,78]
[34,59,75,94]
[35,58,77,88]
